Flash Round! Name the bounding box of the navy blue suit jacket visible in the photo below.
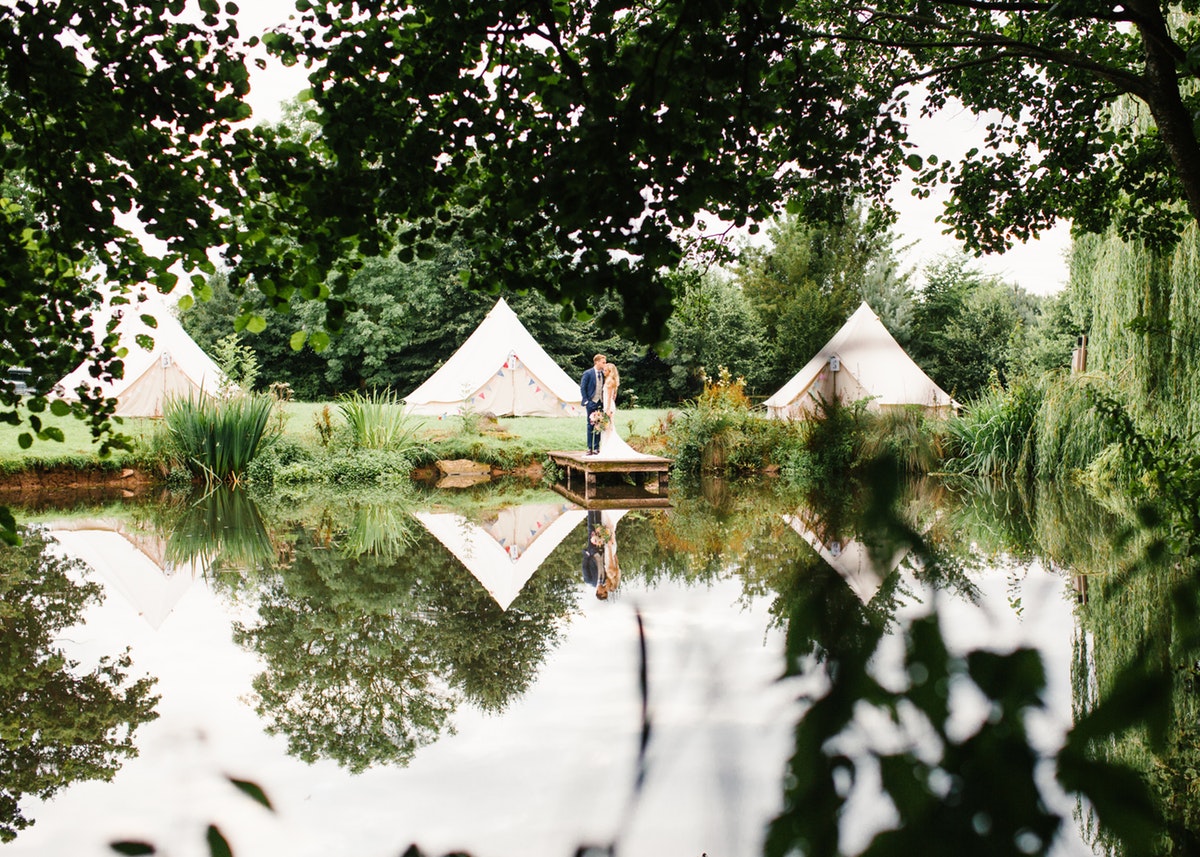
[580,366,603,407]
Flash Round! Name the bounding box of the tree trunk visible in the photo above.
[1133,3,1200,228]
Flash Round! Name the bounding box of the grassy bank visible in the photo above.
[0,402,677,478]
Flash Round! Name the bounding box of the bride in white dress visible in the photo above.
[595,363,652,460]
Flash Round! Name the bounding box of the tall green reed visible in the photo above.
[338,388,425,454]
[944,381,1041,478]
[163,392,277,485]
[1033,371,1121,479]
[860,405,946,474]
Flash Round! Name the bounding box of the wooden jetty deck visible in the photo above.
[547,450,672,509]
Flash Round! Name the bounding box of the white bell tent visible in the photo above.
[404,298,585,418]
[48,522,211,629]
[55,296,226,418]
[781,513,910,604]
[415,502,587,610]
[764,301,957,419]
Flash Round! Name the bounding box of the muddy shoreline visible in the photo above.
[1,460,546,509]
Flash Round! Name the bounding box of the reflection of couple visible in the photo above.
[581,510,620,600]
[579,353,642,459]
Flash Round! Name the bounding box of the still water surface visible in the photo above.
[1,481,1118,856]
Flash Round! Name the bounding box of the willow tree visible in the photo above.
[1068,223,1200,438]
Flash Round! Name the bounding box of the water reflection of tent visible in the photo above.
[414,503,587,610]
[782,514,909,603]
[47,521,211,629]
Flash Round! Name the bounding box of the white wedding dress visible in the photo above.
[595,384,652,460]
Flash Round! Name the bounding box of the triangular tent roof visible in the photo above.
[404,298,585,417]
[781,513,909,604]
[415,502,588,609]
[48,523,210,629]
[55,295,226,418]
[764,301,957,419]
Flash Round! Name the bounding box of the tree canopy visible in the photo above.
[261,0,1200,331]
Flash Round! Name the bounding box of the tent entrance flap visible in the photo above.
[470,354,567,418]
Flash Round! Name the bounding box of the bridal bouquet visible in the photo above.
[589,410,611,432]
[590,524,612,546]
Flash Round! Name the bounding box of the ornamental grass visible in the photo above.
[163,392,277,486]
[338,388,425,454]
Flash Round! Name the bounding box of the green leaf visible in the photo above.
[140,314,158,329]
[177,294,194,312]
[206,826,233,857]
[39,427,65,443]
[289,330,308,351]
[310,331,331,352]
[110,843,156,856]
[905,154,924,171]
[50,399,71,416]
[229,777,274,810]
[154,272,178,293]
[18,432,32,449]
[0,505,18,546]
[246,315,267,334]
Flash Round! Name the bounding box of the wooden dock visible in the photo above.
[547,450,672,509]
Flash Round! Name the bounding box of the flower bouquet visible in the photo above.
[590,524,612,546]
[589,410,611,432]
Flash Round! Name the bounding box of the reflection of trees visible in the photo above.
[766,473,1163,857]
[651,476,802,582]
[233,520,578,770]
[944,478,1200,855]
[421,527,578,713]
[0,530,159,842]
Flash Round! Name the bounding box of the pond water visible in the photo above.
[0,478,1182,857]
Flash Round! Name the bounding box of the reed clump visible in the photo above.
[163,392,277,486]
[338,388,425,454]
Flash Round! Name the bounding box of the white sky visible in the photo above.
[237,6,1072,298]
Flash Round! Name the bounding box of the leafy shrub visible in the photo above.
[323,448,414,486]
[668,367,795,474]
[245,436,316,487]
[779,396,870,490]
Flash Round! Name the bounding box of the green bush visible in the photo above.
[322,448,414,486]
[668,367,796,474]
[779,397,870,490]
[245,436,317,487]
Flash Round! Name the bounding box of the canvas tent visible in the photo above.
[48,521,211,629]
[55,296,226,418]
[404,298,585,418]
[764,302,957,419]
[782,513,910,604]
[415,502,587,610]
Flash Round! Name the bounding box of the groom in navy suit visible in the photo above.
[580,354,606,455]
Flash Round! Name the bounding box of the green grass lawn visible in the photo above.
[0,407,164,467]
[0,402,679,470]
